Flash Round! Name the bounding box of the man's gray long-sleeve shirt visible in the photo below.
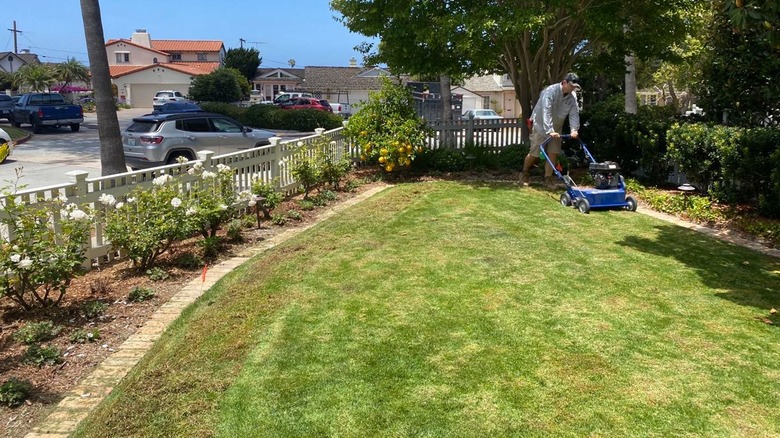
[530,83,580,135]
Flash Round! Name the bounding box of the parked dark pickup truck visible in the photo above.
[10,93,84,133]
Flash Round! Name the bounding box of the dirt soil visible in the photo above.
[0,169,776,437]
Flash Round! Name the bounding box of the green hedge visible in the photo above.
[199,102,343,132]
[667,123,780,217]
[581,96,678,184]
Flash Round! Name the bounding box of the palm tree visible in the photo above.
[54,57,91,95]
[13,64,56,92]
[288,59,296,68]
[80,0,126,175]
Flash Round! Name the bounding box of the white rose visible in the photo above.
[115,202,124,209]
[171,197,182,208]
[10,254,21,263]
[69,209,90,221]
[185,207,197,216]
[17,257,33,269]
[98,193,116,206]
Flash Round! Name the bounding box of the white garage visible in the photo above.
[110,64,199,108]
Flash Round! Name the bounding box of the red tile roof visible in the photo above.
[104,39,169,56]
[151,40,224,52]
[109,62,219,78]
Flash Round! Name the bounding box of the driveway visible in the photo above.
[0,108,150,189]
[0,108,312,191]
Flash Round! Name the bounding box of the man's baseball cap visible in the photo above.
[564,73,581,90]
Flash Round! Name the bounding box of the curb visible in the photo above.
[25,185,390,438]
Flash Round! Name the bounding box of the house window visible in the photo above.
[483,96,490,108]
[115,52,130,63]
[171,53,182,61]
[197,53,207,61]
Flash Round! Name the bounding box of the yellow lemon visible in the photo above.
[385,164,393,172]
[378,156,386,164]
[404,158,411,166]
[380,148,388,156]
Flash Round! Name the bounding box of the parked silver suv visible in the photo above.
[122,112,275,170]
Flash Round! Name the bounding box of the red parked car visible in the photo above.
[278,97,332,112]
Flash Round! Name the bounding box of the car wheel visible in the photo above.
[32,119,42,134]
[560,192,572,207]
[625,195,638,212]
[577,198,591,214]
[166,152,192,165]
[70,123,80,132]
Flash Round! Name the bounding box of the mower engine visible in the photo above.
[589,161,622,189]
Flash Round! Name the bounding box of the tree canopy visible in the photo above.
[332,0,694,140]
[189,68,247,103]
[224,47,262,83]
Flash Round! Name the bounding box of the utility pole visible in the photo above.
[239,38,245,49]
[7,20,22,54]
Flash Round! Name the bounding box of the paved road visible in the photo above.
[0,108,150,189]
[0,109,309,190]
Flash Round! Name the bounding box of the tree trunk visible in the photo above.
[666,79,679,112]
[624,53,638,114]
[80,0,127,175]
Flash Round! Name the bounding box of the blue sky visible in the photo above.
[3,1,376,68]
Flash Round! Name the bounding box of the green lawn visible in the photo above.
[1,125,28,141]
[74,181,780,437]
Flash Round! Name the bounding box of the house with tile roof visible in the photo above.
[105,29,224,107]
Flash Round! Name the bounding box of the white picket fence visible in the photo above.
[0,127,355,270]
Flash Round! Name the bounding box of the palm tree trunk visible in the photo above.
[80,0,127,175]
[624,53,638,114]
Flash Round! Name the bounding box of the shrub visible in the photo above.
[413,148,467,172]
[0,192,92,309]
[298,200,315,211]
[0,378,33,407]
[186,162,246,239]
[14,321,63,344]
[495,143,530,171]
[344,77,430,173]
[70,328,101,343]
[82,300,108,319]
[24,344,63,367]
[104,175,195,270]
[199,236,223,260]
[242,104,281,129]
[271,213,287,226]
[226,219,244,242]
[287,210,303,220]
[290,142,322,199]
[89,279,112,295]
[146,267,170,281]
[173,253,203,270]
[199,102,246,121]
[275,109,343,131]
[251,177,283,219]
[127,286,155,303]
[581,96,676,184]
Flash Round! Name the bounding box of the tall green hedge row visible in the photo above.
[582,97,780,218]
[667,123,780,217]
[200,102,344,132]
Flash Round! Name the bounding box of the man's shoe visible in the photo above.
[520,172,530,187]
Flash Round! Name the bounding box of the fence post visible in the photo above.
[269,137,282,189]
[66,170,90,204]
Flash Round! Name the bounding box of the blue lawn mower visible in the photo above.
[540,135,638,214]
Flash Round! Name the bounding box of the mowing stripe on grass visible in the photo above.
[75,181,780,438]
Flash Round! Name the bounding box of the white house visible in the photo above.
[106,29,224,107]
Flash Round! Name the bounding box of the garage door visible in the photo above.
[129,84,190,108]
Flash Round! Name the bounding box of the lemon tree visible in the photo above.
[343,77,429,172]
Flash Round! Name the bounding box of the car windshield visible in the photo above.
[126,120,159,133]
[0,95,11,102]
[155,92,175,98]
[476,110,497,116]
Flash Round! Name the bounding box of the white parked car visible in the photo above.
[152,90,187,110]
[462,109,503,120]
